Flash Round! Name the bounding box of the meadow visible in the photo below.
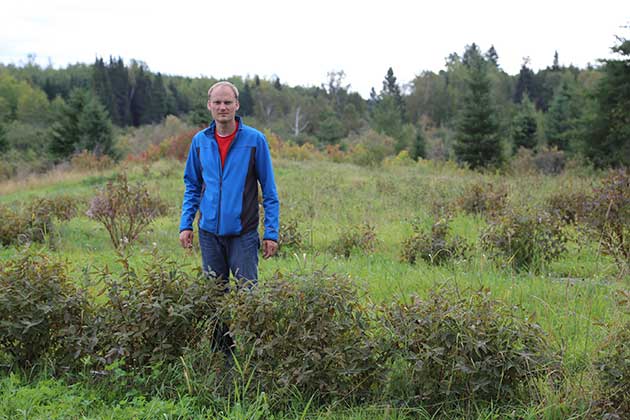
[0,156,628,419]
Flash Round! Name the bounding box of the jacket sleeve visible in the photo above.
[179,136,203,232]
[255,133,279,241]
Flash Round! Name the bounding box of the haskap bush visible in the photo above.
[400,218,469,265]
[381,288,555,410]
[0,249,88,369]
[456,180,508,218]
[91,253,223,370]
[329,222,378,258]
[221,270,384,404]
[0,203,54,247]
[482,207,568,271]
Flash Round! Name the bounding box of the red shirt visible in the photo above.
[215,121,239,167]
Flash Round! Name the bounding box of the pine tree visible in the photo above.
[130,66,152,126]
[49,88,88,159]
[381,67,406,121]
[454,50,502,169]
[78,96,114,157]
[108,57,132,126]
[239,83,254,116]
[511,94,538,152]
[546,78,582,151]
[148,72,167,123]
[584,37,630,167]
[485,45,499,67]
[0,122,7,153]
[514,61,536,104]
[92,57,116,123]
[411,125,427,160]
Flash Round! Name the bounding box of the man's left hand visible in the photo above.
[262,240,278,259]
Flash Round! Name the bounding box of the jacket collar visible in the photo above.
[206,115,243,136]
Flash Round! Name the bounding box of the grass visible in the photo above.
[0,157,627,418]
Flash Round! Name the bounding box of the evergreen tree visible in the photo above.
[485,45,499,67]
[108,57,132,126]
[546,77,582,151]
[411,125,427,160]
[168,81,190,115]
[49,88,88,159]
[454,50,502,169]
[130,66,152,126]
[273,76,282,90]
[92,57,116,122]
[381,67,406,121]
[372,95,403,144]
[511,94,538,152]
[148,72,167,123]
[552,51,561,71]
[239,83,254,116]
[0,122,7,153]
[514,60,536,104]
[584,37,630,167]
[77,96,114,157]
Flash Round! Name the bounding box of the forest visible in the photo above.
[0,38,629,180]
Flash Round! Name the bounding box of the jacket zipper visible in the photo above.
[215,123,240,235]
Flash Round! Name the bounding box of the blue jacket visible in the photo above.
[179,116,279,241]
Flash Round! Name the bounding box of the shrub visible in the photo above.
[583,169,629,274]
[381,288,554,409]
[0,203,54,247]
[456,181,508,218]
[329,222,378,258]
[91,254,223,369]
[70,150,114,171]
[400,218,468,265]
[533,147,566,175]
[0,250,88,369]
[222,270,383,404]
[545,189,591,225]
[482,208,568,271]
[86,173,169,250]
[596,292,630,417]
[25,195,81,222]
[277,216,304,256]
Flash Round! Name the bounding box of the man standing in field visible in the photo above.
[179,81,279,288]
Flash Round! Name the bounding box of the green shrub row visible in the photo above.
[1,249,560,411]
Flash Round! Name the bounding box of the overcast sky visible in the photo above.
[1,0,628,98]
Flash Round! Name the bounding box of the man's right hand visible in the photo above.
[179,229,193,249]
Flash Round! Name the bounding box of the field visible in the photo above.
[0,157,628,419]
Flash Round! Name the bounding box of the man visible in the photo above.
[179,81,279,288]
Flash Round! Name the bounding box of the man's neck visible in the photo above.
[216,119,237,137]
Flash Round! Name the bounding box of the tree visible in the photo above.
[0,123,7,153]
[77,96,114,157]
[485,45,499,67]
[584,37,630,167]
[49,88,88,159]
[108,57,132,126]
[546,76,582,151]
[511,94,538,152]
[514,59,536,104]
[92,57,116,122]
[454,49,502,169]
[130,64,152,126]
[239,82,254,116]
[381,67,406,121]
[148,72,168,123]
[411,125,427,160]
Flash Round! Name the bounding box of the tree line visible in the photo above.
[0,37,628,178]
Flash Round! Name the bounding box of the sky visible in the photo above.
[1,0,628,98]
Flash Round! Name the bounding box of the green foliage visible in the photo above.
[345,129,396,166]
[86,173,168,250]
[482,208,568,271]
[330,222,378,258]
[584,38,630,168]
[511,95,538,152]
[596,291,630,417]
[222,270,383,404]
[456,180,508,218]
[400,219,468,265]
[91,253,222,369]
[24,195,82,222]
[583,168,629,274]
[454,45,503,169]
[381,288,554,409]
[545,189,591,225]
[545,76,583,152]
[277,216,304,256]
[0,249,88,369]
[0,202,54,247]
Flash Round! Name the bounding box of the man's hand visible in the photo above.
[179,229,193,249]
[262,239,278,259]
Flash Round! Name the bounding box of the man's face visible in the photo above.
[208,86,239,124]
